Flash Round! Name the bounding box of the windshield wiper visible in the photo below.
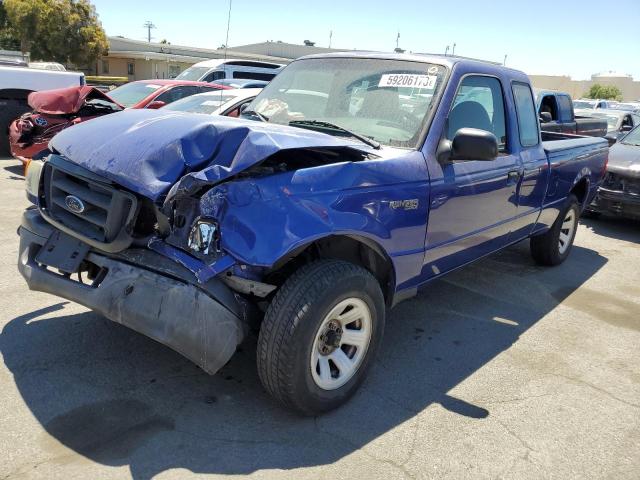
[241,110,268,122]
[289,120,381,149]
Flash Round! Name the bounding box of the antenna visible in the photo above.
[329,30,333,48]
[396,31,400,50]
[445,45,450,56]
[452,42,456,56]
[503,54,508,66]
[143,21,156,43]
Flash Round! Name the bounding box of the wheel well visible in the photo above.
[570,177,589,207]
[267,235,396,305]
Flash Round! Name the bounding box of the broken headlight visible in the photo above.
[187,219,220,256]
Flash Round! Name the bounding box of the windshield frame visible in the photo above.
[244,56,450,151]
[620,124,640,145]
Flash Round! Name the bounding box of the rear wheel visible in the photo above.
[257,260,385,415]
[0,99,30,157]
[530,194,580,266]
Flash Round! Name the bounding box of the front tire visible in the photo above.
[257,260,385,415]
[530,194,580,266]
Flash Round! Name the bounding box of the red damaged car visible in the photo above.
[9,80,229,163]
[9,86,123,163]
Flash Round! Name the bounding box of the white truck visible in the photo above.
[0,66,85,155]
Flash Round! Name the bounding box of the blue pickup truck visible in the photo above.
[18,53,608,414]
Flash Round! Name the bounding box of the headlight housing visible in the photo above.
[187,219,220,257]
[25,159,44,205]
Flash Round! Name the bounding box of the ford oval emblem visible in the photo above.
[65,195,85,213]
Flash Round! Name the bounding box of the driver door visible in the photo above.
[424,74,521,276]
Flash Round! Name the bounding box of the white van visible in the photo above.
[174,59,284,83]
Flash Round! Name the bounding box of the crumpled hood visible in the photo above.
[608,142,640,178]
[50,109,370,200]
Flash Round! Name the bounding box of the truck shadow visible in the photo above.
[0,241,606,479]
[580,216,640,243]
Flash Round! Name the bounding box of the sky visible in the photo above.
[91,0,640,80]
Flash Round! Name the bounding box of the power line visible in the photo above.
[143,21,156,43]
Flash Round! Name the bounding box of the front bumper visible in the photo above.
[18,209,246,375]
[589,188,640,220]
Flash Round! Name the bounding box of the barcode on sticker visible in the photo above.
[378,74,437,89]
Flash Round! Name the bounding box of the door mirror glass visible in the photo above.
[539,111,553,123]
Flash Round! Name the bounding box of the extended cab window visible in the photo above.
[557,95,573,122]
[512,82,539,147]
[448,75,507,151]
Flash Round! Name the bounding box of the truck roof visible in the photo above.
[297,51,528,78]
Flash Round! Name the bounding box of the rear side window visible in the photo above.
[512,83,539,147]
[232,71,276,81]
[557,95,573,122]
[448,75,507,151]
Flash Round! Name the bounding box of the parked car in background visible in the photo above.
[214,79,269,89]
[573,98,618,113]
[174,59,283,83]
[163,88,262,117]
[535,90,608,138]
[18,53,607,414]
[0,65,85,155]
[589,109,640,144]
[29,62,66,72]
[8,86,123,163]
[608,102,640,113]
[106,79,230,109]
[588,125,640,220]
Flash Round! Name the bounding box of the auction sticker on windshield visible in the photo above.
[378,74,437,89]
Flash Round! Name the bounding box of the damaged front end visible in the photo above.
[18,110,376,375]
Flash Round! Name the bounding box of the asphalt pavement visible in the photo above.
[0,157,638,480]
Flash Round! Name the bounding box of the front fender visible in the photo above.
[198,156,431,290]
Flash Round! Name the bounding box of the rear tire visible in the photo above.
[0,99,30,157]
[530,194,580,266]
[257,260,385,415]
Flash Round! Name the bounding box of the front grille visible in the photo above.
[41,159,138,252]
[603,172,640,196]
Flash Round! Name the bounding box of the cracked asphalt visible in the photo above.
[0,157,639,480]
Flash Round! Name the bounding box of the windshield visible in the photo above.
[108,82,163,107]
[175,67,210,81]
[573,101,595,109]
[243,57,447,148]
[609,104,637,112]
[164,93,238,114]
[590,112,621,129]
[621,126,640,145]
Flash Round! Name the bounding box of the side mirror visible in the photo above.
[539,111,553,123]
[450,128,499,161]
[146,100,166,110]
[620,124,633,132]
[239,103,250,114]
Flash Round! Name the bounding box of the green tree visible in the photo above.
[4,0,108,66]
[0,1,21,50]
[584,84,623,101]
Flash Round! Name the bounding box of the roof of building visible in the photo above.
[227,41,349,59]
[107,37,291,64]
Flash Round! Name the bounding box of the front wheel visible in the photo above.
[530,194,580,266]
[257,260,385,415]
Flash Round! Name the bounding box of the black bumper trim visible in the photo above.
[18,214,246,375]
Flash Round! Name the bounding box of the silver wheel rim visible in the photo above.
[558,209,576,255]
[310,297,373,391]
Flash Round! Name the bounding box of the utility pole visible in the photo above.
[143,21,156,43]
